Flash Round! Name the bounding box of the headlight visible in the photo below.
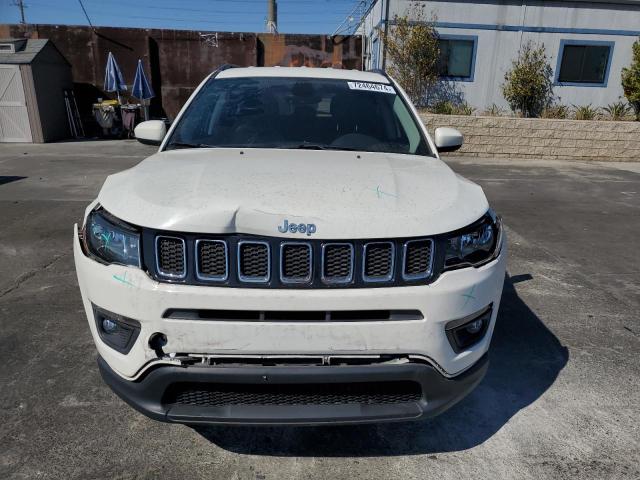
[84,209,141,267]
[444,210,502,270]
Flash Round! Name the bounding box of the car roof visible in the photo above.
[215,66,390,84]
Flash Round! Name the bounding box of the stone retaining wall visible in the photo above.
[420,113,640,161]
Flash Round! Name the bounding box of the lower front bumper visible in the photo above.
[98,353,489,426]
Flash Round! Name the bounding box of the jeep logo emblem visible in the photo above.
[278,219,316,236]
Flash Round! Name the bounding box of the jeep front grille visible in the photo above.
[156,236,186,278]
[322,243,353,283]
[238,241,270,282]
[280,242,312,283]
[403,239,434,280]
[152,234,435,288]
[363,242,394,281]
[196,240,227,281]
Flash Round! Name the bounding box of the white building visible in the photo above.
[359,0,640,110]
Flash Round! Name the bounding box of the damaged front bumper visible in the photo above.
[98,353,489,425]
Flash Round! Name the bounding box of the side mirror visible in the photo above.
[434,127,464,153]
[134,120,166,146]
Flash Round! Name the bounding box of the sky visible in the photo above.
[0,0,361,34]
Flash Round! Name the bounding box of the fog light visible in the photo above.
[92,304,141,354]
[101,318,118,333]
[445,304,493,353]
[465,318,484,335]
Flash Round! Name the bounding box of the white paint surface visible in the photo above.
[98,148,488,238]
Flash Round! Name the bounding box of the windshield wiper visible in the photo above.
[166,142,214,150]
[294,143,357,151]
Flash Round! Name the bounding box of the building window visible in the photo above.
[437,37,476,81]
[556,41,614,86]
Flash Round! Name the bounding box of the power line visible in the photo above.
[77,0,95,29]
[333,0,372,36]
[29,0,352,16]
[25,0,360,33]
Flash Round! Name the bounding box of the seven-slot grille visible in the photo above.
[156,236,186,278]
[154,236,434,287]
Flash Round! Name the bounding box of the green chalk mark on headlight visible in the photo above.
[86,210,141,267]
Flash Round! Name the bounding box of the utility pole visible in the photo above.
[381,0,390,70]
[13,0,26,24]
[266,0,278,33]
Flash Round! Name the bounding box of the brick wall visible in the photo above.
[420,114,640,162]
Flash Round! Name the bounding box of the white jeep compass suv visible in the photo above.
[74,66,506,425]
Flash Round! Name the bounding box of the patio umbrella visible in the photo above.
[103,51,127,103]
[131,58,155,120]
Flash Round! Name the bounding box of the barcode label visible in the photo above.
[347,81,395,94]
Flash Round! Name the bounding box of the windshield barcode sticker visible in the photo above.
[347,82,395,94]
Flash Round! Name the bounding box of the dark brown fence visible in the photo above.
[1,24,362,122]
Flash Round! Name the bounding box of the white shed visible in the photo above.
[0,38,73,143]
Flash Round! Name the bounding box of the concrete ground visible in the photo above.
[0,141,638,479]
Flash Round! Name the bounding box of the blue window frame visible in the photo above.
[555,40,615,87]
[437,34,478,82]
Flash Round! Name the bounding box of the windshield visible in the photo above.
[165,76,431,156]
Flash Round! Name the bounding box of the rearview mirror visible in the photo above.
[434,127,464,153]
[134,120,166,146]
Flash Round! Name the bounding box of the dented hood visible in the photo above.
[98,148,488,239]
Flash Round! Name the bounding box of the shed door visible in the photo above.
[0,64,32,142]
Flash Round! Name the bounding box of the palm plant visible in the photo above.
[484,104,504,116]
[603,101,633,120]
[573,104,599,121]
[454,102,476,115]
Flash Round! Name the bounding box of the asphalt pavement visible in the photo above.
[0,140,638,479]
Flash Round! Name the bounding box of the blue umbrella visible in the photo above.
[132,59,155,101]
[132,59,155,120]
[104,51,127,102]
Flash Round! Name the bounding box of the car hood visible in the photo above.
[98,148,488,239]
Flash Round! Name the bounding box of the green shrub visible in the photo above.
[603,101,633,120]
[429,100,475,115]
[621,37,640,120]
[430,100,455,114]
[381,3,439,107]
[573,104,599,121]
[502,41,554,117]
[541,104,570,119]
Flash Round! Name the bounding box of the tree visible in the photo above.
[502,41,554,118]
[380,3,440,107]
[621,37,640,120]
